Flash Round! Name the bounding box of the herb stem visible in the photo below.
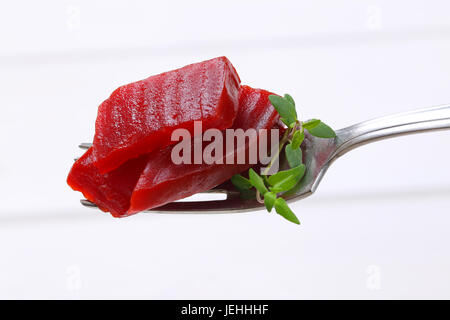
[256,190,264,204]
[262,126,292,176]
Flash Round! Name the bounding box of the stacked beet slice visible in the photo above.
[93,56,241,173]
[67,57,280,217]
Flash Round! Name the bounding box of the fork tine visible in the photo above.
[80,194,264,213]
[79,143,92,149]
[80,199,98,208]
[150,198,264,213]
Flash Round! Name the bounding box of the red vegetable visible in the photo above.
[67,148,149,217]
[93,56,240,173]
[67,85,279,217]
[128,85,279,213]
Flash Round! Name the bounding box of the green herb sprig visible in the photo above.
[231,94,336,225]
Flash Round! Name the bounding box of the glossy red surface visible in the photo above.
[93,56,241,173]
[67,85,279,217]
[67,148,149,217]
[129,85,279,213]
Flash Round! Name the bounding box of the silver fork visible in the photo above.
[79,104,450,213]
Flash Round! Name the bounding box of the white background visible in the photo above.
[1,0,449,299]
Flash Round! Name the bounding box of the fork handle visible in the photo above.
[334,104,450,157]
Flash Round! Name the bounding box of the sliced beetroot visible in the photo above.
[67,148,148,217]
[93,56,241,173]
[128,85,280,213]
[68,85,279,217]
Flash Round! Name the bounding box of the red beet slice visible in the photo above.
[67,85,279,217]
[67,148,149,217]
[93,56,241,173]
[128,85,280,214]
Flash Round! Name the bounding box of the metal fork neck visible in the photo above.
[333,104,450,159]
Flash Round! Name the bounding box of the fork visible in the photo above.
[79,104,450,213]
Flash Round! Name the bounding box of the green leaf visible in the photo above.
[302,119,321,130]
[267,165,306,187]
[264,192,277,212]
[248,168,268,195]
[307,121,336,138]
[231,174,252,190]
[270,183,293,194]
[274,198,300,224]
[291,130,305,149]
[285,143,303,168]
[268,95,297,126]
[284,94,295,107]
[270,171,303,193]
[288,121,297,129]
